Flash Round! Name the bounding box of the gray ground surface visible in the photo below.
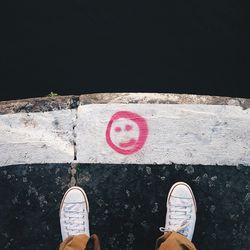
[0,164,250,250]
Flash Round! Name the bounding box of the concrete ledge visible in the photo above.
[0,93,249,166]
[76,104,250,165]
[0,110,76,166]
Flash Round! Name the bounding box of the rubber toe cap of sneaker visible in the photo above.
[64,188,86,203]
[171,183,193,199]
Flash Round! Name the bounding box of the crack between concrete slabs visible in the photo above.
[69,97,80,187]
[72,108,78,161]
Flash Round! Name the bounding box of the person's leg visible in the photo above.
[59,234,100,250]
[155,232,196,250]
[59,186,100,250]
[59,234,89,250]
[155,182,197,250]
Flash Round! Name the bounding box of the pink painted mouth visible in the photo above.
[119,138,136,148]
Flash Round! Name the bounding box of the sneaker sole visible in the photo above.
[167,182,197,212]
[59,186,90,217]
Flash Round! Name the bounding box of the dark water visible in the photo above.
[1,0,250,100]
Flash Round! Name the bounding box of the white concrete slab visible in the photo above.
[0,110,76,166]
[76,104,250,165]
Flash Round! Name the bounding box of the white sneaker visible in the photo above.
[60,186,90,240]
[159,182,197,241]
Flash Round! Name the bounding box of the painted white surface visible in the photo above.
[76,104,250,165]
[0,104,249,166]
[0,110,75,166]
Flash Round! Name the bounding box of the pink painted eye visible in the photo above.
[115,126,121,132]
[125,124,133,131]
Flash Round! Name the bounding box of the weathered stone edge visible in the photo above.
[79,93,250,108]
[0,95,79,114]
[0,93,250,114]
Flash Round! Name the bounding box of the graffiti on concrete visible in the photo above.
[105,111,148,155]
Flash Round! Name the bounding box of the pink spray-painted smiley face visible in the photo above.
[106,111,148,155]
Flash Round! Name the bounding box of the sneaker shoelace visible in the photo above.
[63,203,86,235]
[159,201,192,238]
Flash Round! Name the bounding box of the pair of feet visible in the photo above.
[60,182,197,242]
